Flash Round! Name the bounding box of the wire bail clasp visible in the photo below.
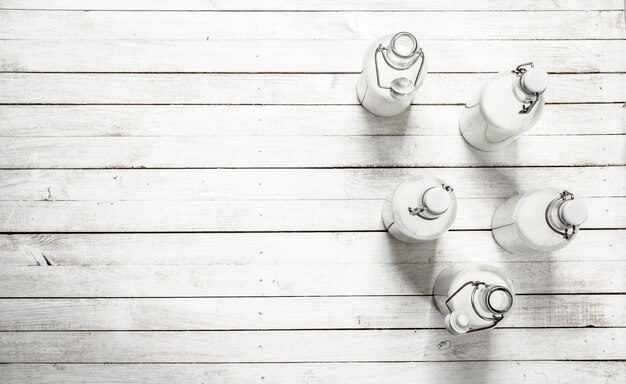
[445,281,513,333]
[545,190,579,240]
[512,62,543,115]
[373,32,426,101]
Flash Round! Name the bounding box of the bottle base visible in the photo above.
[459,106,518,152]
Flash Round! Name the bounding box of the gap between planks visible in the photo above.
[1,230,625,266]
[0,261,623,296]
[0,0,624,11]
[0,329,623,362]
[0,362,623,384]
[0,295,623,330]
[1,40,624,73]
[1,104,624,137]
[1,10,623,40]
[1,73,625,104]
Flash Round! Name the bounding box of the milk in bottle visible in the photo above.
[356,32,427,117]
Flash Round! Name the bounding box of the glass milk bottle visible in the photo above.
[382,176,456,243]
[492,188,588,255]
[459,62,548,151]
[356,32,427,117]
[434,264,514,334]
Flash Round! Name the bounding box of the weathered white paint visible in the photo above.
[2,167,624,201]
[1,105,624,137]
[0,261,623,297]
[1,136,624,168]
[0,329,623,362]
[1,231,624,266]
[2,40,625,73]
[1,11,624,40]
[1,73,624,104]
[1,0,622,11]
[1,362,624,384]
[1,295,623,330]
[0,197,622,232]
[0,1,624,378]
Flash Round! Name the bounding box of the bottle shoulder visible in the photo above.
[479,72,544,132]
[513,188,569,249]
[391,177,457,240]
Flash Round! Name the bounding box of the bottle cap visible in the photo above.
[444,310,470,335]
[521,67,549,94]
[559,199,588,227]
[390,77,415,100]
[422,187,450,216]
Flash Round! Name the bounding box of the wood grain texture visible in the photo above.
[3,40,626,73]
[0,261,623,297]
[1,0,622,11]
[1,168,624,201]
[1,231,624,266]
[1,329,624,362]
[0,198,622,232]
[1,1,625,375]
[1,136,623,168]
[1,105,624,137]
[2,73,625,104]
[1,11,623,40]
[1,362,624,384]
[1,295,623,330]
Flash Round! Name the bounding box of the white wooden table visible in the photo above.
[0,1,625,382]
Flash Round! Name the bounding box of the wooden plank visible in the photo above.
[2,105,623,137]
[0,261,623,297]
[1,0,622,11]
[1,136,623,168]
[0,197,622,232]
[1,295,623,330]
[1,362,624,384]
[1,168,624,201]
[0,329,623,362]
[3,40,626,73]
[1,74,625,104]
[1,11,623,40]
[1,231,624,266]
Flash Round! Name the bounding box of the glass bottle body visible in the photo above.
[434,264,514,334]
[460,69,545,151]
[492,188,585,254]
[382,176,456,243]
[356,32,427,117]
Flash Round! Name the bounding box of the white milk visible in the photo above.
[356,32,427,117]
[460,62,548,151]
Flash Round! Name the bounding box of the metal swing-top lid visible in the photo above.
[373,32,426,101]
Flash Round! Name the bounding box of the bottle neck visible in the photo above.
[546,199,570,231]
[385,44,418,69]
[385,32,420,70]
[477,285,513,316]
[512,78,536,103]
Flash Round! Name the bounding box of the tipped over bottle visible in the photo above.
[356,32,428,117]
